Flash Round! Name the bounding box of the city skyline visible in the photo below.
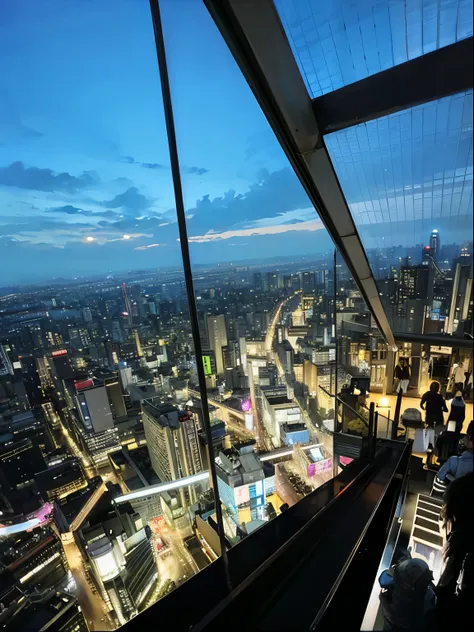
[1,0,472,285]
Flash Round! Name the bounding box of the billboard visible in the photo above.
[202,355,212,376]
[308,458,333,477]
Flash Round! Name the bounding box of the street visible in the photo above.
[62,540,115,631]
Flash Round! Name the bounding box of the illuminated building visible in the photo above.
[73,385,120,465]
[0,438,46,514]
[206,314,228,377]
[142,399,204,506]
[259,386,302,448]
[0,343,14,376]
[0,588,87,632]
[0,527,68,592]
[105,376,128,421]
[36,458,87,502]
[80,508,158,624]
[215,442,271,524]
[447,256,473,335]
[430,230,440,260]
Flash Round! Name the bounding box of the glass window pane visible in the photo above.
[326,91,473,339]
[274,0,474,97]
[159,0,338,542]
[0,0,216,625]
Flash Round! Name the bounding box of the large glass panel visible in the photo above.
[0,1,218,627]
[326,91,473,344]
[159,0,338,544]
[334,252,392,443]
[275,0,473,98]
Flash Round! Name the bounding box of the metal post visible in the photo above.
[373,412,379,458]
[148,0,230,587]
[368,402,375,460]
[333,250,339,426]
[392,389,403,440]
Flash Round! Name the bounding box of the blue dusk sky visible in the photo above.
[0,0,472,285]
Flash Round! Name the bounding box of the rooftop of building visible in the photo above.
[1,590,80,632]
[266,395,293,406]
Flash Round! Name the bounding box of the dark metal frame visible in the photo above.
[313,37,473,134]
[148,0,230,584]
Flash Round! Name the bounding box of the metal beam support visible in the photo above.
[205,0,396,348]
[313,37,474,135]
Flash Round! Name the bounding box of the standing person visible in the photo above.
[395,358,410,394]
[433,472,474,629]
[447,391,466,434]
[420,382,448,436]
[452,361,465,393]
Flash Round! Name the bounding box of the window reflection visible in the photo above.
[275,0,473,97]
[326,91,473,339]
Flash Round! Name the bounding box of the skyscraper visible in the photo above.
[429,230,440,260]
[207,314,228,377]
[142,399,203,504]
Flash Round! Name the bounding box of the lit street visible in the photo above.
[63,540,114,631]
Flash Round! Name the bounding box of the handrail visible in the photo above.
[191,442,411,631]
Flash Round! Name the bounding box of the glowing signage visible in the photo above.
[74,378,94,391]
[52,349,67,357]
[241,399,251,412]
[202,355,212,376]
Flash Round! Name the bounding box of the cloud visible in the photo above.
[0,215,96,240]
[188,218,325,243]
[0,161,98,193]
[182,167,311,235]
[102,186,152,212]
[47,204,82,215]
[119,156,207,174]
[185,166,209,175]
[121,155,167,170]
[46,205,120,219]
[141,162,167,170]
[134,243,165,251]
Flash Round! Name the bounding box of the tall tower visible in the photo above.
[429,230,440,261]
[122,283,133,327]
[142,400,204,505]
[207,314,227,377]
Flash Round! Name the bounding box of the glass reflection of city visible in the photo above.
[0,1,472,631]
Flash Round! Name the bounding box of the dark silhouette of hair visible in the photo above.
[441,471,474,534]
[430,381,440,393]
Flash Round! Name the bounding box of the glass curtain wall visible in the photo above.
[0,1,217,628]
[325,91,473,341]
[158,0,338,547]
[275,0,473,98]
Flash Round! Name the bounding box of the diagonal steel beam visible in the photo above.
[204,0,396,348]
[313,37,474,135]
